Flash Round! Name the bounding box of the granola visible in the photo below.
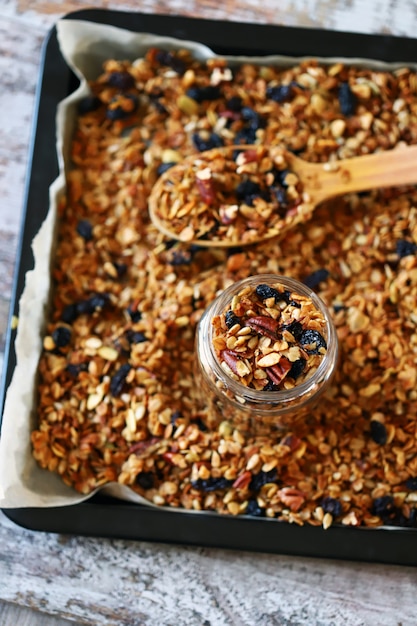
[211,281,327,390]
[31,48,417,529]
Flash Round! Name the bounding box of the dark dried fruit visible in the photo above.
[155,49,186,74]
[370,420,387,445]
[396,239,417,258]
[266,83,294,103]
[107,71,135,90]
[192,132,224,152]
[282,320,303,341]
[186,85,222,102]
[255,284,281,302]
[303,268,329,289]
[106,94,138,120]
[241,106,266,130]
[249,469,278,492]
[288,358,306,380]
[76,219,93,241]
[225,310,241,329]
[126,305,142,323]
[66,362,88,377]
[191,477,234,492]
[371,495,397,521]
[299,329,327,354]
[76,293,110,316]
[157,162,176,176]
[405,477,417,491]
[236,179,269,206]
[77,95,101,115]
[226,96,243,111]
[126,330,147,344]
[321,496,343,517]
[52,326,72,348]
[136,472,155,489]
[109,363,132,396]
[338,82,357,117]
[245,499,265,517]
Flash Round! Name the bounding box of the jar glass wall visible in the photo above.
[194,274,339,435]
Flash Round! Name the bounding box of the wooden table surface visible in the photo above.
[1,1,417,624]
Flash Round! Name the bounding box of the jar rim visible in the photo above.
[198,273,339,411]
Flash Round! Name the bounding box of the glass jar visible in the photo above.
[194,274,339,435]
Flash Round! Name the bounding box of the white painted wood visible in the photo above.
[1,2,417,625]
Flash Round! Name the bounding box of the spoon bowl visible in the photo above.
[148,144,417,247]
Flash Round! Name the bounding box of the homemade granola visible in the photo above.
[31,48,417,529]
[149,145,304,245]
[211,281,327,390]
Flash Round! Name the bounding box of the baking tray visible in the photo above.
[2,8,417,565]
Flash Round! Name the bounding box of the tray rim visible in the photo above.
[1,8,417,566]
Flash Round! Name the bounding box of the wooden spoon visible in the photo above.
[148,144,417,247]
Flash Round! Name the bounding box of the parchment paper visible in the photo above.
[0,18,413,510]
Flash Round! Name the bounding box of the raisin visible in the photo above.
[288,358,306,380]
[255,284,281,302]
[192,132,224,152]
[192,417,209,432]
[76,219,93,241]
[167,249,193,266]
[282,320,303,340]
[61,303,77,324]
[235,126,258,144]
[191,477,234,492]
[126,330,147,344]
[52,326,72,348]
[303,268,329,289]
[245,499,265,517]
[263,380,280,392]
[371,495,397,521]
[77,95,101,115]
[236,179,269,206]
[226,96,243,111]
[396,239,417,258]
[66,362,88,377]
[76,293,110,316]
[107,71,135,90]
[370,420,387,445]
[249,469,278,492]
[186,85,222,102]
[155,49,186,75]
[405,477,417,490]
[109,363,131,396]
[321,496,343,517]
[266,84,294,103]
[157,162,176,176]
[225,310,241,329]
[106,94,138,120]
[299,329,327,354]
[114,262,128,277]
[241,107,266,130]
[338,82,357,117]
[126,305,142,323]
[136,472,155,490]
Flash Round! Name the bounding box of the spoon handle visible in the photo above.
[297,144,417,205]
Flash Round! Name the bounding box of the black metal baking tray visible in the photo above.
[2,8,417,565]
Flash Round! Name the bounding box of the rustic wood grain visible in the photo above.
[1,1,417,625]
